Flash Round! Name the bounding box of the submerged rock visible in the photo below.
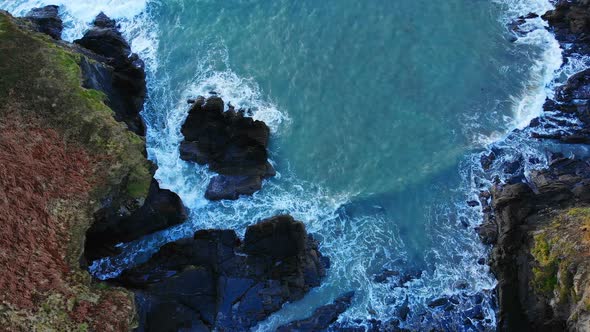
[180,96,275,200]
[25,5,63,40]
[116,215,328,331]
[276,291,355,332]
[74,13,147,136]
[204,174,263,200]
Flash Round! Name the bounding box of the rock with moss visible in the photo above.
[486,157,590,331]
[75,12,147,136]
[0,9,180,330]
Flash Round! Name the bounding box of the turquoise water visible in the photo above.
[1,0,563,330]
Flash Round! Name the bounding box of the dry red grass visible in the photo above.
[0,111,94,309]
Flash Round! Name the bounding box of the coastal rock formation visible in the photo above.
[116,215,328,331]
[481,158,590,331]
[85,179,188,262]
[0,10,153,330]
[75,13,147,136]
[180,96,275,200]
[531,68,590,144]
[478,2,590,331]
[543,0,590,56]
[276,292,355,332]
[24,5,63,40]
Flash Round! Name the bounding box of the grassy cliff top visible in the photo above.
[0,11,151,331]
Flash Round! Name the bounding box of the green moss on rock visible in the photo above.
[0,10,151,201]
[531,233,559,295]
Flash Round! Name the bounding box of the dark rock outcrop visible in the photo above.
[180,96,275,200]
[481,4,590,330]
[74,13,147,136]
[482,158,590,331]
[531,69,590,144]
[528,1,590,144]
[25,5,63,40]
[543,0,590,56]
[276,292,355,332]
[116,215,327,331]
[85,179,187,262]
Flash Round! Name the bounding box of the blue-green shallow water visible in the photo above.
[0,0,562,330]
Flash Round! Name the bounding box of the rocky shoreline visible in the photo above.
[5,1,590,331]
[0,6,339,331]
[477,1,590,331]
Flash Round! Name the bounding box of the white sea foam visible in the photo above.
[0,0,150,40]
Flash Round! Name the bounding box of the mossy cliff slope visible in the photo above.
[0,10,152,331]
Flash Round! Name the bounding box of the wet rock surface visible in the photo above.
[115,215,328,331]
[276,291,355,332]
[74,13,147,136]
[528,0,590,144]
[543,0,590,56]
[24,5,63,40]
[180,96,275,200]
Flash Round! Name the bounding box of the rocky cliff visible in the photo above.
[0,9,153,331]
[480,1,590,330]
[0,7,193,330]
[0,7,330,331]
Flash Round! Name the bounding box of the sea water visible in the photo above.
[0,0,570,330]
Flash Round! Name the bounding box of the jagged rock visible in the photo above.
[180,96,275,200]
[74,13,147,136]
[25,5,63,40]
[276,292,355,332]
[489,158,590,331]
[85,179,187,262]
[543,0,590,55]
[508,13,539,37]
[116,215,328,331]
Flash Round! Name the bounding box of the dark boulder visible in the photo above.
[74,13,146,136]
[25,5,63,40]
[180,96,275,200]
[116,215,328,331]
[276,291,355,332]
[85,179,187,262]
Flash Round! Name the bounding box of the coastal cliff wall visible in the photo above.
[0,7,331,331]
[482,1,590,331]
[0,9,153,331]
